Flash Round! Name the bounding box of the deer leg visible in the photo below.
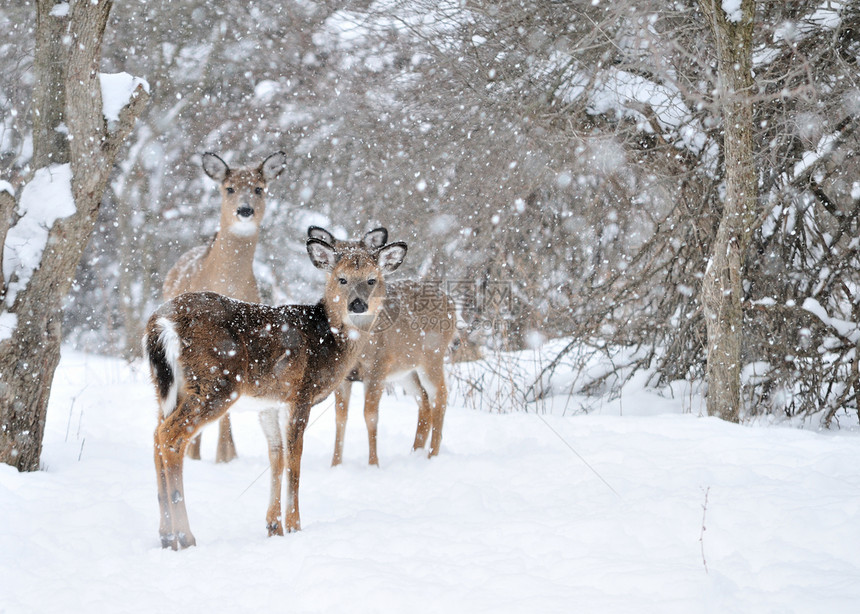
[259,408,285,536]
[186,434,202,460]
[410,372,432,451]
[331,381,352,466]
[154,401,202,549]
[153,426,174,547]
[363,381,384,466]
[418,366,447,458]
[284,400,310,532]
[154,391,235,549]
[215,414,238,463]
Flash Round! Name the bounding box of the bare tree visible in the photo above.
[0,0,148,471]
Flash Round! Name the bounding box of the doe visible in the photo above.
[308,226,457,466]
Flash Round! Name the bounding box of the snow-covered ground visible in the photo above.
[1,348,859,613]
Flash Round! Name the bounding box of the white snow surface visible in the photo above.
[1,348,859,613]
[99,72,150,123]
[2,164,76,306]
[0,180,13,196]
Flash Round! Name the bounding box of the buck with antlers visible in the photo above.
[144,235,407,549]
[161,151,286,463]
[307,226,457,467]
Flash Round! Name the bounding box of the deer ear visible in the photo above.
[202,153,229,182]
[362,227,388,249]
[376,242,407,273]
[261,151,287,182]
[308,225,336,245]
[307,238,337,271]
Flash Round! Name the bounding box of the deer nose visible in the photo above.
[348,297,368,313]
[236,205,254,218]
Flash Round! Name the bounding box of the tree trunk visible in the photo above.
[32,0,70,168]
[698,0,756,422]
[0,0,148,471]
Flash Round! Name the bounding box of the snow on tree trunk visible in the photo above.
[699,0,756,423]
[0,0,148,471]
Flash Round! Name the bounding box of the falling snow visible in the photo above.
[1,3,859,611]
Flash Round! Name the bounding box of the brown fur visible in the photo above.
[162,152,286,463]
[308,227,457,466]
[146,238,406,549]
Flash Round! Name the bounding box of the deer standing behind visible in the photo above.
[161,151,286,463]
[144,236,408,549]
[308,226,457,466]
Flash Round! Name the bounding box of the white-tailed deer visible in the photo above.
[144,236,407,549]
[162,151,286,463]
[307,226,457,466]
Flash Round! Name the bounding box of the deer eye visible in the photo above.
[226,187,235,194]
[255,187,263,195]
[338,278,348,285]
[367,279,376,286]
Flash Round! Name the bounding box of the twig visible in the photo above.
[237,402,333,499]
[64,385,88,442]
[700,486,710,574]
[534,412,621,499]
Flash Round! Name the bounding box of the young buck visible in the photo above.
[144,236,407,549]
[307,226,457,466]
[162,151,286,463]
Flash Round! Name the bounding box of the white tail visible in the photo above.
[308,226,458,466]
[145,236,407,549]
[161,151,286,462]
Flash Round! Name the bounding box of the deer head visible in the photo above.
[306,237,407,331]
[202,151,287,238]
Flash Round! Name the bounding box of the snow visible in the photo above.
[1,348,859,613]
[546,57,710,158]
[0,180,12,196]
[49,2,69,18]
[0,311,16,342]
[2,164,76,307]
[807,1,845,30]
[721,0,743,23]
[792,132,838,180]
[253,79,280,104]
[802,297,859,343]
[99,72,150,124]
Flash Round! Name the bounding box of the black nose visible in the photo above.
[348,298,368,313]
[237,206,254,218]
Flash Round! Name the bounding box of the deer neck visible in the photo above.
[206,226,258,277]
[321,299,372,368]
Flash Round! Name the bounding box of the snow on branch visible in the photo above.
[802,297,860,344]
[2,164,76,307]
[721,0,743,23]
[99,72,150,126]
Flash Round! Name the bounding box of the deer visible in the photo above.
[161,151,286,463]
[307,226,457,467]
[144,235,408,549]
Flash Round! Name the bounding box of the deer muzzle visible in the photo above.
[348,297,368,313]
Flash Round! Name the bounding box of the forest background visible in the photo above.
[1,0,859,426]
